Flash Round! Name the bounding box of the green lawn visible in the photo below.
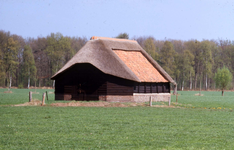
[171,91,234,110]
[1,89,234,149]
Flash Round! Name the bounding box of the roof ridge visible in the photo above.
[90,36,137,43]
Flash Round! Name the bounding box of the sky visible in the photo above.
[0,0,234,41]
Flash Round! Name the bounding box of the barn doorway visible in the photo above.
[61,64,106,101]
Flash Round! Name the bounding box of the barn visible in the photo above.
[51,36,176,102]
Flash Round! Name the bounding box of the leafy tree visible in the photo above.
[160,41,177,78]
[45,33,73,87]
[116,33,129,39]
[2,37,19,89]
[29,37,49,87]
[200,41,213,90]
[70,37,87,53]
[0,31,10,86]
[22,45,37,88]
[143,37,158,60]
[215,66,232,96]
[176,50,194,90]
[184,40,201,89]
[0,49,5,84]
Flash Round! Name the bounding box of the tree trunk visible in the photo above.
[199,78,201,96]
[189,71,192,90]
[182,80,184,91]
[39,79,41,87]
[222,89,224,96]
[205,73,207,90]
[35,81,36,92]
[28,76,30,89]
[9,75,12,91]
[53,80,55,88]
[208,78,210,90]
[5,78,7,88]
[194,73,198,90]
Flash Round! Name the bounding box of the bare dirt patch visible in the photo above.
[50,101,129,107]
[151,105,176,108]
[12,101,176,108]
[195,93,204,96]
[4,91,13,93]
[50,101,175,108]
[14,100,41,106]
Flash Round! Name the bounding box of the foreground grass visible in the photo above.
[1,106,234,149]
[1,89,234,149]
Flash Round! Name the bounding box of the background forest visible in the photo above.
[0,30,233,91]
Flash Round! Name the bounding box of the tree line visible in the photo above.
[0,30,87,89]
[0,30,233,90]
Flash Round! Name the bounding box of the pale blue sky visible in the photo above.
[0,0,234,41]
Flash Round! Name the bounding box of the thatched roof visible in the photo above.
[114,50,168,82]
[51,37,176,85]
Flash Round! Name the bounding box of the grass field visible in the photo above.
[1,89,234,149]
[171,90,234,110]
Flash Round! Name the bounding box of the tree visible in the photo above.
[159,41,177,78]
[0,30,10,86]
[176,50,194,90]
[143,37,158,61]
[2,37,19,90]
[22,45,37,88]
[200,41,213,90]
[184,40,201,89]
[215,66,232,96]
[45,33,73,87]
[0,49,5,84]
[115,33,129,39]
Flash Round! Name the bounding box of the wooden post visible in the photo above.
[41,93,46,106]
[46,91,48,101]
[168,96,171,106]
[149,96,152,107]
[176,94,178,102]
[29,91,32,102]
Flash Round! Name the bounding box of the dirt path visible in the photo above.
[13,101,176,108]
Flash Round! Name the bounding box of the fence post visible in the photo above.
[46,91,48,101]
[29,91,32,102]
[149,96,152,107]
[41,93,46,106]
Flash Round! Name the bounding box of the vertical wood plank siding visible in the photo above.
[106,75,134,95]
[133,82,170,93]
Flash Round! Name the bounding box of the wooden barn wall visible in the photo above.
[133,82,170,93]
[106,75,134,95]
[54,63,107,100]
